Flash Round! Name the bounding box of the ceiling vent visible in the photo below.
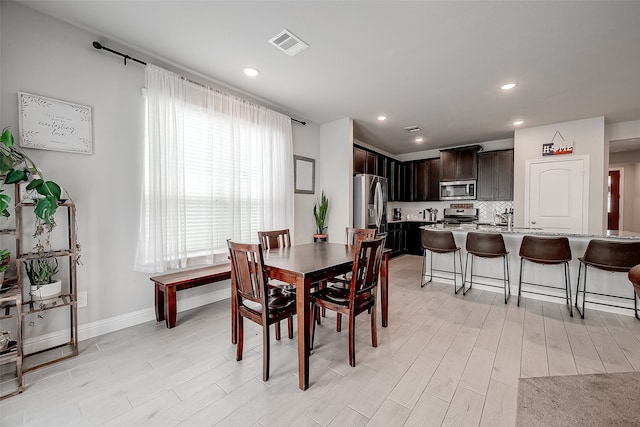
[403,125,421,133]
[269,29,309,57]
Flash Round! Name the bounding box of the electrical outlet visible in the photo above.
[77,291,88,308]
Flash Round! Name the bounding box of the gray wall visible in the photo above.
[1,2,320,344]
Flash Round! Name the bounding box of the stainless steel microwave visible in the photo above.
[439,180,476,200]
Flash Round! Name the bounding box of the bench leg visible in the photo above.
[155,285,165,322]
[164,286,177,328]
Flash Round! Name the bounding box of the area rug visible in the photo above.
[517,372,640,426]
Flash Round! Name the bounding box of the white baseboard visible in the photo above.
[23,287,231,354]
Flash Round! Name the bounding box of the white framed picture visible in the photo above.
[18,92,93,154]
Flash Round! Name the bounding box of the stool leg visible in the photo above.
[420,250,433,288]
[518,258,524,307]
[503,255,511,304]
[575,262,584,318]
[635,291,639,320]
[581,266,588,319]
[564,262,573,317]
[454,250,464,295]
[463,253,473,295]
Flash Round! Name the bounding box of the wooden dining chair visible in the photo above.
[258,229,291,250]
[310,236,385,367]
[227,240,297,381]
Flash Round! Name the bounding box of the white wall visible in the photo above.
[319,117,353,243]
[292,122,321,244]
[1,3,321,343]
[513,117,606,233]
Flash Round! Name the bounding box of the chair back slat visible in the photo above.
[345,227,377,246]
[258,229,291,250]
[350,237,385,301]
[228,240,268,306]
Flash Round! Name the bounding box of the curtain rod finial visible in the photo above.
[92,41,103,50]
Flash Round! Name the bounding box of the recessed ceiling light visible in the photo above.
[501,82,518,90]
[377,115,387,121]
[415,137,424,143]
[513,120,524,126]
[243,67,260,77]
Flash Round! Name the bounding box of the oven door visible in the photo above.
[439,180,476,200]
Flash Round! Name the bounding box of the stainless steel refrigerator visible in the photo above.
[353,174,388,233]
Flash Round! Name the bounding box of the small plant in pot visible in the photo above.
[313,191,329,242]
[26,257,60,304]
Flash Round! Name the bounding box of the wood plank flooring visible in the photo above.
[2,254,640,426]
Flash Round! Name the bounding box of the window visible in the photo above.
[135,65,294,273]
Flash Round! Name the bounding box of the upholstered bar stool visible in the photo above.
[575,239,640,319]
[518,235,573,316]
[464,232,511,303]
[630,265,640,307]
[420,229,464,294]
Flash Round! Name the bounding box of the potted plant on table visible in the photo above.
[313,191,329,242]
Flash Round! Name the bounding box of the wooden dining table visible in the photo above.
[230,242,390,390]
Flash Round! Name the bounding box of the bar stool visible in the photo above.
[575,240,640,319]
[420,229,464,294]
[464,232,511,303]
[630,265,640,309]
[518,235,573,316]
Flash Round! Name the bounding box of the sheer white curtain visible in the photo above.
[135,65,294,273]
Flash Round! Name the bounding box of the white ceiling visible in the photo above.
[15,1,640,155]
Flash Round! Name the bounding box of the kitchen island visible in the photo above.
[418,224,640,316]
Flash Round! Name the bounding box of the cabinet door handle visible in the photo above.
[531,221,537,225]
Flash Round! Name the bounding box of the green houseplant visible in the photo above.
[0,128,61,224]
[313,191,329,242]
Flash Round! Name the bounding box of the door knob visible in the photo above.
[531,221,537,224]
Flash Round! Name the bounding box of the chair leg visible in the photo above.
[236,316,244,361]
[454,250,465,295]
[504,255,511,304]
[263,322,270,381]
[575,262,584,318]
[517,258,524,307]
[581,266,588,319]
[275,321,281,341]
[288,316,293,339]
[348,313,356,367]
[463,253,473,295]
[565,262,573,317]
[420,250,433,288]
[635,291,639,320]
[371,302,378,348]
[336,314,342,332]
[311,305,318,351]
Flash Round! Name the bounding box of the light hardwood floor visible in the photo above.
[2,254,640,426]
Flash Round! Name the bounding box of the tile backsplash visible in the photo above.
[388,200,514,223]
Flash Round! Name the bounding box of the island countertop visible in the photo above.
[420,223,640,240]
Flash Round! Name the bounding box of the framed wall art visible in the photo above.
[18,92,93,154]
[294,155,315,194]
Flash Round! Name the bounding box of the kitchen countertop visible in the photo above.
[419,223,640,240]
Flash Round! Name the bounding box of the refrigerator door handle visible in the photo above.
[374,181,383,228]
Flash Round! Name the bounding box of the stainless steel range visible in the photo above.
[442,208,479,225]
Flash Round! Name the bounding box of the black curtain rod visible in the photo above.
[92,41,306,126]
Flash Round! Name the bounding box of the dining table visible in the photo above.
[230,242,390,391]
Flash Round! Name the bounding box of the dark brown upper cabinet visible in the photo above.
[440,146,479,181]
[477,149,514,201]
[353,146,379,175]
[412,158,441,201]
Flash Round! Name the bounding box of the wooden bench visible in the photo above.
[150,264,231,328]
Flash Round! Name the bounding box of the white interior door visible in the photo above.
[525,156,589,233]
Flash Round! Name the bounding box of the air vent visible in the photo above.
[269,29,309,57]
[403,125,421,133]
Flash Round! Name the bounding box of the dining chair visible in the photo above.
[329,227,377,331]
[227,240,297,381]
[310,236,385,367]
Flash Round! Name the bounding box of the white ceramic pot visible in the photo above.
[30,280,62,303]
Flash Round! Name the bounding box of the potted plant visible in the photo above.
[0,249,10,286]
[313,191,329,242]
[26,257,60,303]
